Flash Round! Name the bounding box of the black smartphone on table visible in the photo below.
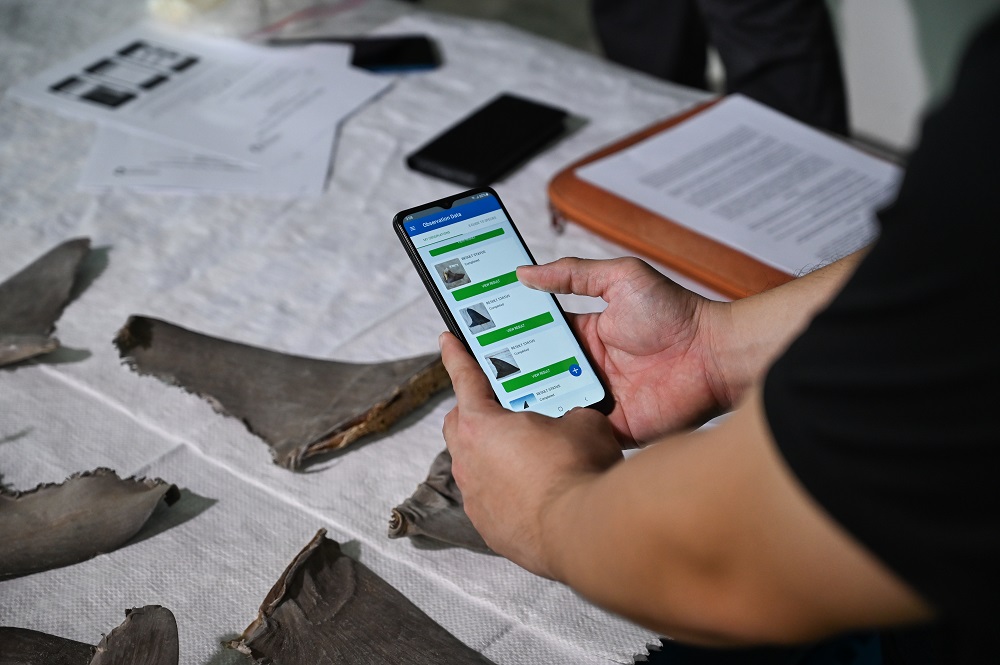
[348,34,440,71]
[268,34,441,72]
[406,93,569,187]
[394,187,613,417]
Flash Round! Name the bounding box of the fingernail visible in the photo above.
[438,332,447,348]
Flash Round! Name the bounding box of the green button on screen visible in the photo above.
[451,270,518,301]
[428,228,505,257]
[477,311,553,346]
[501,356,579,393]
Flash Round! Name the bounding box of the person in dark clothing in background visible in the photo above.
[591,0,849,134]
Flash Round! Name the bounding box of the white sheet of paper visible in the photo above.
[79,124,336,197]
[74,41,391,196]
[576,95,904,274]
[9,23,387,169]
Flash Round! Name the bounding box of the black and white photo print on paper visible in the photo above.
[47,39,199,110]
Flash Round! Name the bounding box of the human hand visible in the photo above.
[517,257,727,444]
[439,331,622,578]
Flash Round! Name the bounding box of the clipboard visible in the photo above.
[547,98,795,300]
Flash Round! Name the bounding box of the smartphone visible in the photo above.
[405,93,569,187]
[349,35,440,72]
[394,187,613,417]
[268,34,441,72]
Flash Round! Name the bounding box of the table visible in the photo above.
[0,1,712,662]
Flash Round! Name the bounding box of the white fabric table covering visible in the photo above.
[0,1,714,662]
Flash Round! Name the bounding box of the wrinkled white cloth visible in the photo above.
[0,1,712,663]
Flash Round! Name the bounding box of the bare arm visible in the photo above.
[702,250,866,406]
[442,330,931,644]
[540,385,932,645]
[444,250,932,645]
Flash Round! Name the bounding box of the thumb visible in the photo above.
[439,332,496,407]
[517,257,629,301]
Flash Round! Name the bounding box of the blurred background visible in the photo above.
[415,0,1000,157]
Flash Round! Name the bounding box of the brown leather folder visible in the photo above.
[547,98,795,300]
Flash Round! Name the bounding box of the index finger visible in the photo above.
[439,332,498,409]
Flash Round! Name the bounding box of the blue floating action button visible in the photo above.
[568,363,582,377]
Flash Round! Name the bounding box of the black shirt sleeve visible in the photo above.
[763,11,1000,664]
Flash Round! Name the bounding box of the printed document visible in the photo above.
[576,95,903,274]
[76,43,373,197]
[79,123,336,197]
[9,23,388,170]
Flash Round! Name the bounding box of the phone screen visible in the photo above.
[396,189,610,417]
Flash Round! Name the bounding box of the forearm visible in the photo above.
[705,251,866,406]
[540,433,747,644]
[537,379,930,645]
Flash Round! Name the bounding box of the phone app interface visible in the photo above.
[403,192,606,417]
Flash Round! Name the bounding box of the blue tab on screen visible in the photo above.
[404,195,502,236]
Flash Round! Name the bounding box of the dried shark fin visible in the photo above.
[0,468,180,579]
[113,316,450,470]
[90,606,179,665]
[0,334,61,367]
[0,605,178,665]
[228,529,496,664]
[0,238,91,367]
[388,449,491,554]
[0,627,94,665]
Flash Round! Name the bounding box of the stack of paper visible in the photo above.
[575,95,903,276]
[8,22,392,197]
